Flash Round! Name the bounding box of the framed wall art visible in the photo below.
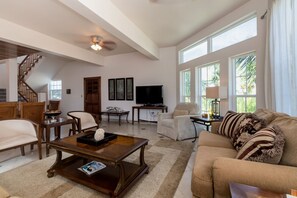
[108,79,115,100]
[116,78,125,100]
[125,77,134,100]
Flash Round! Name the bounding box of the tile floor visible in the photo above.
[0,121,196,198]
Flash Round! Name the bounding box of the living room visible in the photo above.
[1,0,297,197]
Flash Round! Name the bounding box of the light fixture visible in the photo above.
[206,86,227,119]
[91,43,102,51]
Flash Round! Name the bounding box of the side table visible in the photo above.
[99,111,129,126]
[40,117,76,157]
[190,116,223,142]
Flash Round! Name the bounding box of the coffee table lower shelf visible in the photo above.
[48,155,148,197]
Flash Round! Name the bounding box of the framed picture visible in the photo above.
[108,79,115,100]
[126,77,134,100]
[116,78,125,100]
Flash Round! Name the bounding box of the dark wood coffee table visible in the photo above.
[47,131,149,198]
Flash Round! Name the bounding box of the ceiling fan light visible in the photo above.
[91,43,102,51]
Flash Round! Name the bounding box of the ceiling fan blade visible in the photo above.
[100,40,117,51]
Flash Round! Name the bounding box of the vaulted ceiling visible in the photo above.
[0,0,250,64]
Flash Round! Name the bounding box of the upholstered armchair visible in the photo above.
[67,111,100,135]
[157,103,204,141]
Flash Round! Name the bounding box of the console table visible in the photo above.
[132,105,168,124]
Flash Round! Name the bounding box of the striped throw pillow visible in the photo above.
[218,111,246,138]
[236,126,285,164]
[232,114,266,151]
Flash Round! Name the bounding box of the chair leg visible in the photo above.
[30,144,34,150]
[20,146,25,156]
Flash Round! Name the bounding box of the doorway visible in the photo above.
[84,77,101,115]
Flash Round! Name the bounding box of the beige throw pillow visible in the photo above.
[173,110,189,118]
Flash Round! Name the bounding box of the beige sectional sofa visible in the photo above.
[191,108,297,198]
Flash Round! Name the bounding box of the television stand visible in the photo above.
[132,105,168,125]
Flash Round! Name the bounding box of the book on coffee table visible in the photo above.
[78,161,106,175]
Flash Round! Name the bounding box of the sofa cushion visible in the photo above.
[0,186,9,198]
[236,125,285,164]
[198,131,234,149]
[192,146,237,198]
[269,116,297,166]
[173,109,188,118]
[254,108,288,124]
[218,111,246,138]
[232,114,266,151]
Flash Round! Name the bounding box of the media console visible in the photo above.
[132,105,168,125]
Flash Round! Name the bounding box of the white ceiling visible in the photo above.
[0,0,250,59]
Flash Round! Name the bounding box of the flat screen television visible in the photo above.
[136,85,163,105]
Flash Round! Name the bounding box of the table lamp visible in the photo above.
[206,86,227,119]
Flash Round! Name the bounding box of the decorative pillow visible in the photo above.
[173,109,189,118]
[232,114,266,151]
[236,125,285,164]
[217,111,246,138]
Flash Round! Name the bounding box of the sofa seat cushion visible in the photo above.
[192,146,237,198]
[269,116,297,166]
[198,131,234,149]
[0,135,37,150]
[159,119,174,129]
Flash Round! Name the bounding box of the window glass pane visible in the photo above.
[212,17,257,52]
[181,70,191,102]
[49,80,62,100]
[180,41,207,64]
[236,97,246,113]
[246,97,256,113]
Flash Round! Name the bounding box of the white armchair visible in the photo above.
[67,111,100,135]
[157,103,204,140]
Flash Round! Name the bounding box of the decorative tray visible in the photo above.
[77,132,117,146]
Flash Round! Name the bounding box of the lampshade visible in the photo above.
[91,43,102,51]
[206,86,227,99]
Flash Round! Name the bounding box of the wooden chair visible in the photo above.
[19,102,46,124]
[67,111,100,135]
[0,119,42,159]
[19,102,46,145]
[0,102,18,120]
[47,100,60,111]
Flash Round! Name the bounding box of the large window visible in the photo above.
[180,70,191,102]
[196,63,220,113]
[231,53,256,112]
[179,40,207,64]
[179,15,257,64]
[211,17,257,52]
[49,80,62,100]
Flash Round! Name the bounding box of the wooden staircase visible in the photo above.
[18,54,42,102]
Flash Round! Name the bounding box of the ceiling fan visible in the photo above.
[90,35,117,51]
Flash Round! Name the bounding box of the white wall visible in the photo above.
[55,47,176,121]
[177,0,268,115]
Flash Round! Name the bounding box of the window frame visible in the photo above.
[196,62,220,113]
[180,69,191,102]
[178,14,257,65]
[49,80,62,100]
[229,52,256,112]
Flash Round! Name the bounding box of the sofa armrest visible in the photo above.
[213,157,297,197]
[210,121,221,133]
[158,112,173,121]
